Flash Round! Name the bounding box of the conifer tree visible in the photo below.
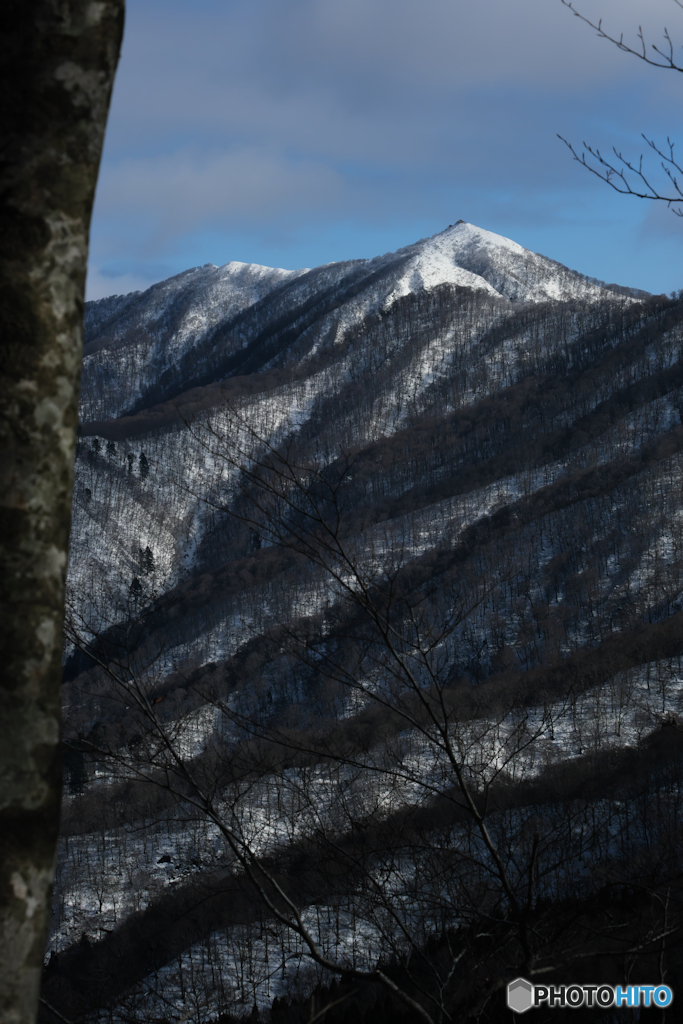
[138,546,155,575]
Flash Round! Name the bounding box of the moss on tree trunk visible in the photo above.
[0,3,124,1022]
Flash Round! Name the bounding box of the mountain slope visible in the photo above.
[71,223,652,641]
[79,222,638,424]
[48,223,683,1023]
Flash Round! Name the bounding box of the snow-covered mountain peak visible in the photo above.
[81,223,644,423]
[208,259,306,297]
[437,220,528,256]
[84,259,306,354]
[392,220,609,304]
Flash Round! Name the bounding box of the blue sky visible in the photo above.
[87,0,683,299]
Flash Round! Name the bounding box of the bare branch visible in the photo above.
[559,135,683,214]
[561,0,683,71]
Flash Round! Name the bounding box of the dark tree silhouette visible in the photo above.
[0,3,124,1023]
[138,546,154,576]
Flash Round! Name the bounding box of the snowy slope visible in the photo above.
[80,260,309,420]
[51,225,683,1024]
[84,259,306,354]
[71,223,653,636]
[79,223,626,424]
[393,221,611,302]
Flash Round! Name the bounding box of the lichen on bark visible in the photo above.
[0,3,124,1022]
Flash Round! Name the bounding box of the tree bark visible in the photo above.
[0,3,124,1022]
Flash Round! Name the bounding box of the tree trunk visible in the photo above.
[0,3,124,1022]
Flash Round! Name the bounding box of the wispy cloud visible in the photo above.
[89,0,683,298]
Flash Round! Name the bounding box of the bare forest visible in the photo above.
[40,226,683,1023]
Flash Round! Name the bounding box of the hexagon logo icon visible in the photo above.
[507,977,534,1014]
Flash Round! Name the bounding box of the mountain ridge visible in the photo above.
[48,222,683,1022]
[80,221,648,427]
